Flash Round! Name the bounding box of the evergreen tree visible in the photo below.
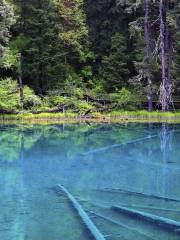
[99,32,129,92]
[54,0,93,89]
[85,0,134,92]
[11,0,92,93]
[0,0,15,59]
[13,0,66,93]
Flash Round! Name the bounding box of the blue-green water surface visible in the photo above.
[0,123,180,240]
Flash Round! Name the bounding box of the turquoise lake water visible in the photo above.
[0,123,180,240]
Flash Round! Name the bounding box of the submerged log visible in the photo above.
[102,188,180,203]
[119,204,180,213]
[85,197,180,214]
[82,128,180,155]
[113,205,180,232]
[58,185,105,240]
[81,133,160,155]
[88,210,154,240]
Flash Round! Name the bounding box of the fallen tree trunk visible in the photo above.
[0,109,19,114]
[88,210,154,240]
[118,204,180,213]
[83,94,113,105]
[102,188,180,203]
[58,185,105,240]
[77,196,180,214]
[113,205,180,232]
[81,133,159,155]
[86,198,180,214]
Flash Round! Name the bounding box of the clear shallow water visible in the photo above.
[0,123,180,240]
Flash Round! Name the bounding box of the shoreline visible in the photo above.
[0,111,180,124]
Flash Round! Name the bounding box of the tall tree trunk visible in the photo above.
[64,0,72,9]
[165,0,172,111]
[165,0,169,51]
[144,0,153,111]
[151,1,156,51]
[19,53,24,109]
[159,0,167,111]
[63,0,72,79]
[167,33,173,109]
[18,0,26,108]
[38,0,44,94]
[174,0,177,15]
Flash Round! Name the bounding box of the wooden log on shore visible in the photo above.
[0,109,19,114]
[113,205,180,232]
[58,185,105,240]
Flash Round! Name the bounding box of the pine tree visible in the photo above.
[99,32,129,92]
[54,0,92,88]
[85,0,133,92]
[0,0,15,59]
[15,0,66,93]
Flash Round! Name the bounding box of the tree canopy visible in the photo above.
[0,0,180,112]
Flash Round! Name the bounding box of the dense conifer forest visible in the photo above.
[0,0,180,114]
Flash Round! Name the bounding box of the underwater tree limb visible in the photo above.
[100,188,180,202]
[57,185,105,240]
[88,210,154,240]
[118,204,180,213]
[81,128,180,155]
[113,205,180,231]
[81,134,159,155]
[86,198,180,213]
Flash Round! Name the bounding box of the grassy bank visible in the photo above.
[0,111,180,124]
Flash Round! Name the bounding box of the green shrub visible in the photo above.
[43,96,69,107]
[43,95,93,114]
[0,78,42,112]
[72,100,93,113]
[111,88,140,110]
[23,86,42,109]
[70,87,84,99]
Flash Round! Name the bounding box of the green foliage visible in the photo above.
[0,78,19,111]
[43,94,93,113]
[0,0,15,59]
[0,0,179,112]
[23,86,42,109]
[12,0,66,92]
[44,96,69,107]
[9,0,93,92]
[55,0,89,53]
[0,78,42,111]
[2,35,29,69]
[63,86,84,99]
[111,88,140,110]
[81,66,93,79]
[99,33,129,92]
[88,83,105,97]
[72,99,93,113]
